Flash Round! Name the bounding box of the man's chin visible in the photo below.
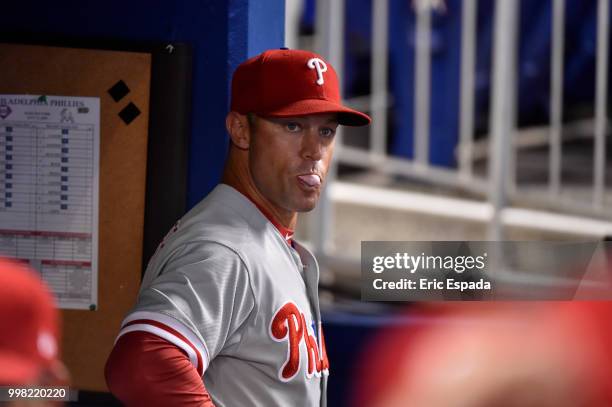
[294,197,319,213]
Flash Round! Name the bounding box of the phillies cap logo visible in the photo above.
[307,58,328,86]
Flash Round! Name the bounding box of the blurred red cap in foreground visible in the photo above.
[0,257,61,385]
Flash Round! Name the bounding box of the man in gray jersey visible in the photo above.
[105,48,370,406]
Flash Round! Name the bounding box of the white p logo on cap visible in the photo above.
[307,58,328,85]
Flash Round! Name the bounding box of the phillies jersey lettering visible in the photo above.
[115,184,328,407]
[270,302,330,381]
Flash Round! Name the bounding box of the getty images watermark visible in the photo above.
[361,241,612,301]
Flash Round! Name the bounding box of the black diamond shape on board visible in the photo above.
[108,80,130,102]
[119,102,141,125]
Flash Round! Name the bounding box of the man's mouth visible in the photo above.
[297,174,322,188]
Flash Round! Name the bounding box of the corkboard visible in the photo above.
[0,43,150,391]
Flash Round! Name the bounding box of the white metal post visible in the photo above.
[488,0,519,240]
[549,0,565,195]
[594,0,609,207]
[414,1,432,167]
[371,0,389,161]
[312,0,345,256]
[459,0,478,179]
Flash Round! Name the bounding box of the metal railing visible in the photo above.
[309,0,611,253]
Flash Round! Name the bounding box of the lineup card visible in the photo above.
[0,95,100,310]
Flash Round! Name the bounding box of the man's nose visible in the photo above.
[301,130,324,161]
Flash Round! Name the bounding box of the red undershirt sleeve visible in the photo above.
[105,331,214,407]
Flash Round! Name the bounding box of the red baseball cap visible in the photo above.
[231,49,371,126]
[0,258,61,385]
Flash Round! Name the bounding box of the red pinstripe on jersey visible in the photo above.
[116,311,209,377]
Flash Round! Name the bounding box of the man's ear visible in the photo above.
[226,111,251,150]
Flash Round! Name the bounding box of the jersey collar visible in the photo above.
[237,189,295,246]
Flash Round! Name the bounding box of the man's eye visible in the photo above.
[286,123,301,132]
[320,128,336,138]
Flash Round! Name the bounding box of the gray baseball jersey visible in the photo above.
[115,184,329,406]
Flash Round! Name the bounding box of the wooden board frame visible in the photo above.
[0,39,192,391]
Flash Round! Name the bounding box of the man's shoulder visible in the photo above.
[141,238,251,293]
[143,183,301,292]
[185,184,255,225]
[169,185,261,247]
[146,184,282,276]
[178,184,288,254]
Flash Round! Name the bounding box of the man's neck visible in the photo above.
[221,152,298,231]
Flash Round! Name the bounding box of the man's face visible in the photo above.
[248,113,338,214]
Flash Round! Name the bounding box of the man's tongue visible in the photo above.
[298,174,321,187]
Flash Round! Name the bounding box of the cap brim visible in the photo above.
[0,353,40,385]
[261,99,371,127]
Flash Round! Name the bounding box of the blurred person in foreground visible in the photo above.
[354,302,612,407]
[0,257,68,406]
